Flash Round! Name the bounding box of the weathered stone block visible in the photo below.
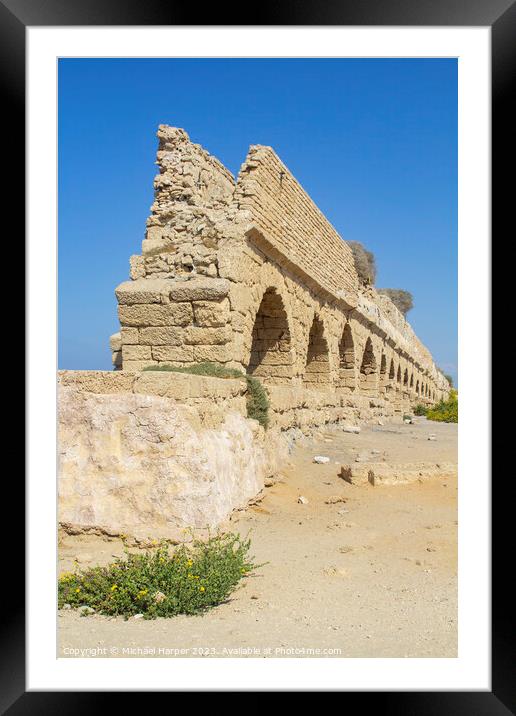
[167,278,230,302]
[109,332,121,352]
[185,326,232,346]
[121,327,139,344]
[139,326,183,346]
[122,345,152,361]
[151,345,195,362]
[116,279,170,305]
[118,302,193,327]
[192,298,230,327]
[193,345,231,363]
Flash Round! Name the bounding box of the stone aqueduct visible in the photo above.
[111,126,449,421]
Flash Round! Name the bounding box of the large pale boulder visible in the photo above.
[58,387,286,541]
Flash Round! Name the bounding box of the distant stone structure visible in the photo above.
[111,126,449,417]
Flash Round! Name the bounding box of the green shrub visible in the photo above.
[142,362,270,429]
[245,375,269,428]
[58,533,258,619]
[426,390,458,423]
[348,241,377,285]
[413,404,428,416]
[378,288,414,317]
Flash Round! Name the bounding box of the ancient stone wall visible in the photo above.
[111,126,450,417]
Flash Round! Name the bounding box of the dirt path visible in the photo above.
[58,418,457,658]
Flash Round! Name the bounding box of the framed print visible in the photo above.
[3,0,512,707]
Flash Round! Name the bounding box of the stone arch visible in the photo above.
[396,365,402,385]
[304,314,331,388]
[389,358,395,381]
[403,368,409,387]
[338,322,356,391]
[416,379,420,395]
[410,372,414,389]
[247,287,293,385]
[359,337,378,392]
[380,352,387,390]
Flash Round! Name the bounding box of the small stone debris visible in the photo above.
[298,495,309,504]
[342,425,361,434]
[428,436,437,441]
[78,605,95,615]
[62,603,71,610]
[377,419,384,425]
[313,455,330,464]
[133,613,145,619]
[153,591,166,604]
[325,496,347,504]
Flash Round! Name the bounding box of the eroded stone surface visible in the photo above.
[58,387,287,541]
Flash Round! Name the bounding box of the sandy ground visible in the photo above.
[58,417,457,658]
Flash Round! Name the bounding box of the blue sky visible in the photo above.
[58,58,457,385]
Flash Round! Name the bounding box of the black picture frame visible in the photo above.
[5,0,510,708]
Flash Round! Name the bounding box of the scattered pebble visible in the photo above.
[298,495,309,504]
[343,425,361,434]
[133,613,144,619]
[313,456,330,464]
[78,605,95,615]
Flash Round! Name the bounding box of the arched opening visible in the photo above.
[338,323,356,391]
[248,288,293,385]
[416,380,420,395]
[396,365,402,385]
[389,359,395,381]
[304,315,331,388]
[360,337,377,392]
[403,368,409,387]
[410,373,414,389]
[380,352,387,390]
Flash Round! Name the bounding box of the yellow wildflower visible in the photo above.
[199,586,205,592]
[111,585,118,591]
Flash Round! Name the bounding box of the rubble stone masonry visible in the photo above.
[111,126,450,425]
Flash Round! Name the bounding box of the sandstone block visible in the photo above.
[122,360,154,371]
[167,278,230,302]
[151,345,194,362]
[139,326,183,346]
[122,345,152,361]
[192,298,230,327]
[129,255,145,280]
[118,302,193,327]
[116,279,172,305]
[58,370,137,394]
[109,332,121,352]
[121,327,139,344]
[193,345,231,363]
[185,326,232,346]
